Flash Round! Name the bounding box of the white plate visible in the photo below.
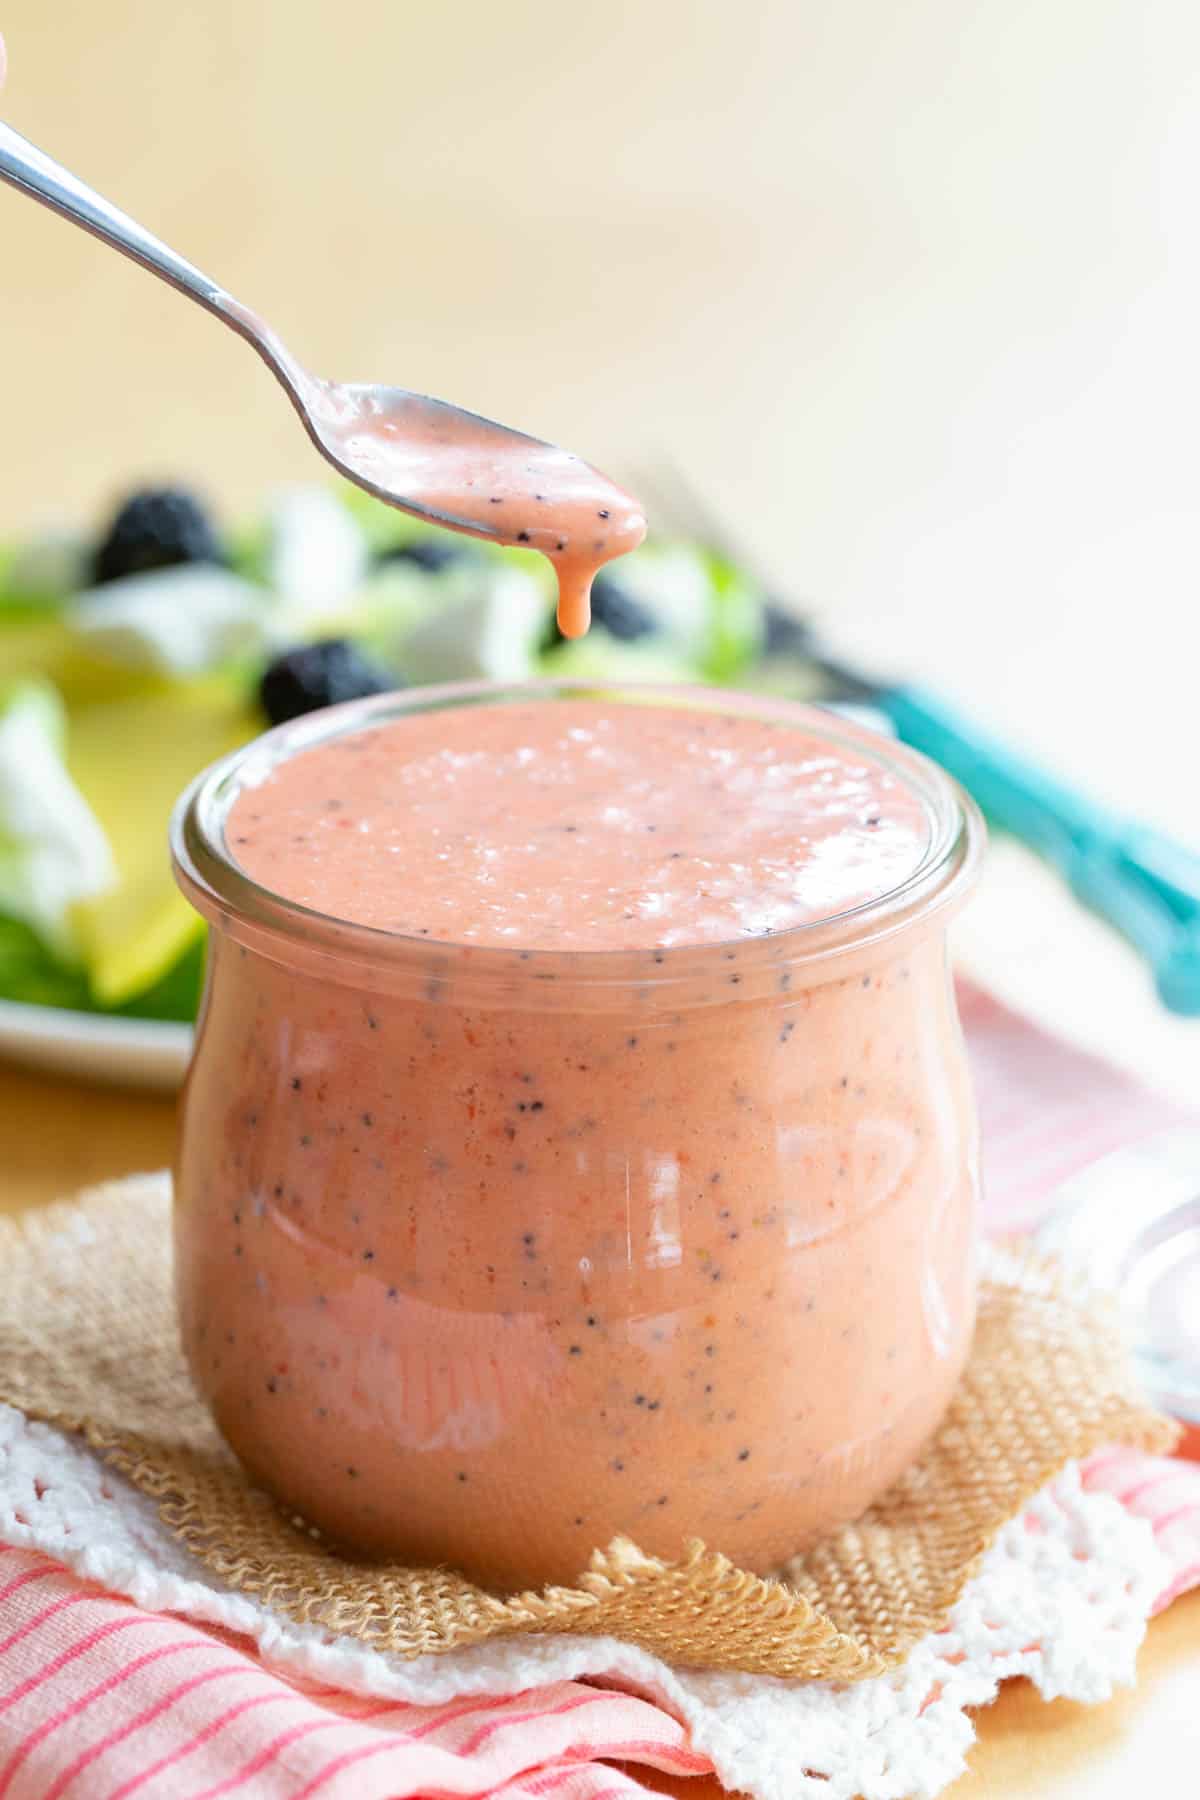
[0,998,192,1091]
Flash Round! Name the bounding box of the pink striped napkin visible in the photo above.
[0,1552,707,1799]
[957,980,1195,1233]
[0,979,1197,1799]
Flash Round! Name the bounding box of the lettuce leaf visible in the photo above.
[0,911,205,1021]
[0,913,93,1009]
[0,679,115,962]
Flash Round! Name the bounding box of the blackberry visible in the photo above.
[590,572,657,641]
[546,570,657,647]
[92,487,225,585]
[762,603,811,656]
[259,639,397,726]
[375,537,465,573]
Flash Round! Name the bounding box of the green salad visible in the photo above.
[0,482,826,1025]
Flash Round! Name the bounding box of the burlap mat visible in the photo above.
[0,1174,1176,1680]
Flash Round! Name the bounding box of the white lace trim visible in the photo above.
[0,1404,1166,1800]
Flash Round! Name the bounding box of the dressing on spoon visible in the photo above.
[306,385,646,638]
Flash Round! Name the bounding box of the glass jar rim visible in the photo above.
[171,678,984,993]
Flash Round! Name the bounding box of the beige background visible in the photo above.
[1,2,1199,1791]
[1,0,1198,818]
[1,0,1198,1093]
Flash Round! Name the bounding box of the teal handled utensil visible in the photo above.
[646,468,1200,1017]
[879,685,1200,1015]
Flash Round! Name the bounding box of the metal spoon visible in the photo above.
[0,117,643,633]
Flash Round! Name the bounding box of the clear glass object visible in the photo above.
[1036,1127,1200,1434]
[172,682,984,1590]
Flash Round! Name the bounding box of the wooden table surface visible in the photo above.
[1,0,1197,1791]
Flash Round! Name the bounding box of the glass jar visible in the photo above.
[172,682,983,1591]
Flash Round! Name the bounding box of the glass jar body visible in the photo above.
[176,907,979,1590]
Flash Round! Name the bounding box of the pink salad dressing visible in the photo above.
[175,693,982,1589]
[228,702,931,949]
[224,291,646,637]
[306,385,646,637]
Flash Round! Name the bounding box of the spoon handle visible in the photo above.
[0,117,227,310]
[0,117,305,395]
